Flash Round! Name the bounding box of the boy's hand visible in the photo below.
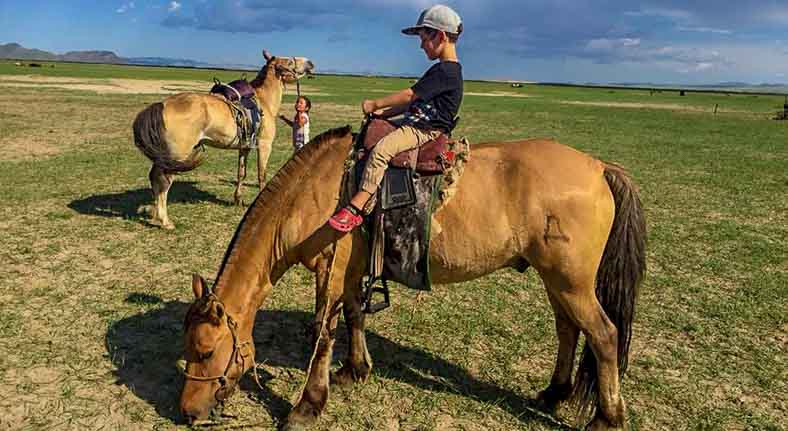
[361,100,377,115]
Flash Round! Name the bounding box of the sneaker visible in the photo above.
[328,206,363,232]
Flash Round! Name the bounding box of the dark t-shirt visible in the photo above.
[406,61,463,133]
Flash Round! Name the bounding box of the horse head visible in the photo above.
[251,50,314,87]
[178,274,255,424]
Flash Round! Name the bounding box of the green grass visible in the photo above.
[0,61,786,430]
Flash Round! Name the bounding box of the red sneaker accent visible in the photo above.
[328,207,363,232]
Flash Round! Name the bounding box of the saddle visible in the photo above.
[360,119,454,175]
[209,78,262,149]
[349,118,467,314]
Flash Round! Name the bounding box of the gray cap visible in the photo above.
[402,4,462,35]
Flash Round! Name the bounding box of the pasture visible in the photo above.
[0,59,785,430]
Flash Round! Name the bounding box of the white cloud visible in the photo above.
[678,26,732,35]
[624,8,691,21]
[168,1,181,12]
[116,1,135,13]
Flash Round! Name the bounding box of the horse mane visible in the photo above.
[249,62,270,88]
[214,125,353,286]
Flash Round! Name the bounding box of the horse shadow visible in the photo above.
[68,182,230,225]
[106,296,569,429]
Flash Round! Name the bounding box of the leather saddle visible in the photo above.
[361,119,454,175]
[209,78,262,148]
[210,79,255,103]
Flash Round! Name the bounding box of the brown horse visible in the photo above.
[132,50,314,229]
[177,126,646,430]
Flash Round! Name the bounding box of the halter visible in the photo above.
[177,294,264,402]
[276,56,303,99]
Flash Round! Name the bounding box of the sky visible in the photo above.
[1,0,787,84]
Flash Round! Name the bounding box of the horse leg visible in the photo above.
[256,138,272,189]
[285,261,344,430]
[330,282,372,386]
[535,289,579,413]
[234,148,251,206]
[148,164,175,229]
[551,276,627,430]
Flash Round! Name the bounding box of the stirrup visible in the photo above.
[360,276,390,314]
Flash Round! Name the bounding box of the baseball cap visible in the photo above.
[402,4,462,35]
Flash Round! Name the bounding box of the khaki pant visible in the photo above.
[360,125,442,194]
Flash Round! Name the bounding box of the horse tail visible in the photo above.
[132,102,206,173]
[571,162,647,418]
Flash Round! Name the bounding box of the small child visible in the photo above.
[279,95,311,151]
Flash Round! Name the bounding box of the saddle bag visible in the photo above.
[381,167,416,210]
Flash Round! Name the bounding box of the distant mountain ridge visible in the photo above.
[0,42,254,70]
[3,42,787,91]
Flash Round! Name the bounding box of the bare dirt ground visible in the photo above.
[560,100,746,114]
[464,91,532,98]
[0,75,327,96]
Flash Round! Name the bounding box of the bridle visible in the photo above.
[177,294,264,402]
[275,57,304,98]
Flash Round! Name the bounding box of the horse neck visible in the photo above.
[211,128,354,332]
[254,72,283,117]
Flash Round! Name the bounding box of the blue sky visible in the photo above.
[1,0,787,84]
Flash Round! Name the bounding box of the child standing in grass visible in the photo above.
[279,95,311,152]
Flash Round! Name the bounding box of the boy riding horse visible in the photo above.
[328,4,464,232]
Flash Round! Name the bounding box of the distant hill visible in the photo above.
[0,42,254,70]
[0,42,58,61]
[61,50,124,63]
[1,42,124,63]
[126,56,214,68]
[606,81,788,94]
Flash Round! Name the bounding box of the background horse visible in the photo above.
[177,126,646,430]
[132,50,313,229]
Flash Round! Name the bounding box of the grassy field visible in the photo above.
[0,60,786,431]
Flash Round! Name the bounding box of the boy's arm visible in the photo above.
[362,88,416,114]
[278,115,294,127]
[375,103,410,118]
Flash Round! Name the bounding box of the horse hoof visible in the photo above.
[532,393,558,414]
[329,369,353,387]
[330,365,368,387]
[283,412,314,431]
[281,422,307,431]
[533,382,572,414]
[150,219,175,230]
[585,414,627,431]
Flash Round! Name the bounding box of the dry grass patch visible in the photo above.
[0,88,145,161]
[1,74,785,431]
[559,100,766,116]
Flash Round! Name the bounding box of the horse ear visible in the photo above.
[263,50,272,61]
[192,273,206,299]
[214,302,225,320]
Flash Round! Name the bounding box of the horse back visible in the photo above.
[160,93,238,152]
[429,138,614,282]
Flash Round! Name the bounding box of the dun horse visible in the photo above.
[178,127,646,430]
[132,50,314,229]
